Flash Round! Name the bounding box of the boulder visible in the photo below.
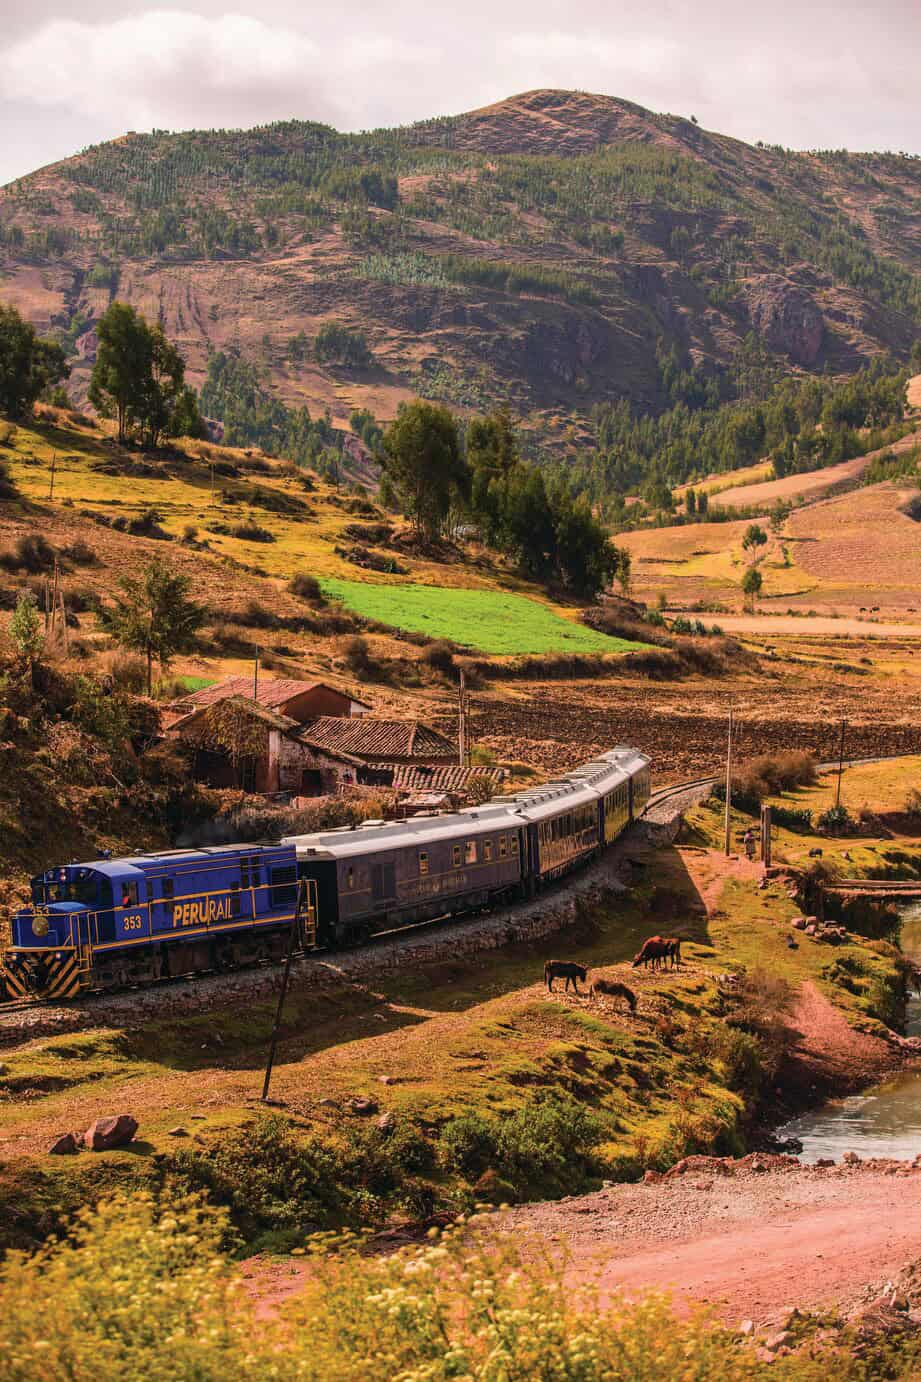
[83,1115,138,1152]
[843,1150,862,1165]
[643,1169,664,1185]
[816,1157,836,1167]
[376,1112,396,1134]
[791,917,807,931]
[349,1097,379,1117]
[168,1127,189,1137]
[763,1329,793,1352]
[48,1132,79,1156]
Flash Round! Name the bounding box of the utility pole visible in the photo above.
[760,803,772,868]
[724,706,734,856]
[261,880,306,1103]
[48,451,56,502]
[458,666,467,768]
[253,648,259,701]
[835,719,847,809]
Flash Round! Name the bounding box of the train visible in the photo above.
[1,745,650,1002]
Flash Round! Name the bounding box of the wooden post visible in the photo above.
[253,648,259,701]
[48,451,56,502]
[835,719,847,810]
[261,879,306,1103]
[761,804,772,868]
[723,707,734,856]
[458,666,466,768]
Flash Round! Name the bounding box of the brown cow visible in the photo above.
[589,978,637,1012]
[545,960,588,993]
[632,936,670,971]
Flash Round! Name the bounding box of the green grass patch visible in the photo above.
[320,578,647,654]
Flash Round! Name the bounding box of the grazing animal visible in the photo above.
[663,937,682,969]
[808,848,823,858]
[632,936,671,971]
[590,978,637,1012]
[545,959,588,993]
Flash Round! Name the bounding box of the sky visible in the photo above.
[2,1,920,186]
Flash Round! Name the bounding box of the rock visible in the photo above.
[376,1112,396,1134]
[743,274,824,366]
[843,1151,862,1165]
[805,925,818,936]
[377,1075,396,1086]
[643,1169,664,1184]
[791,918,807,931]
[168,1127,188,1137]
[349,1097,379,1117]
[816,1157,836,1167]
[190,1113,207,1120]
[739,1319,755,1336]
[83,1115,138,1152]
[763,1329,792,1352]
[0,1062,8,1075]
[664,1154,731,1179]
[48,1132,79,1155]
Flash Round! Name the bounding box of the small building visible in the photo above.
[163,676,371,733]
[296,716,456,767]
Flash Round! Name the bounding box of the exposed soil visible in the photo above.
[501,1158,921,1325]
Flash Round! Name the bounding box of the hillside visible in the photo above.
[2,89,921,443]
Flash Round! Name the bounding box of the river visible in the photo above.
[777,904,921,1163]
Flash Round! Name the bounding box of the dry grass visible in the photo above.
[787,482,921,588]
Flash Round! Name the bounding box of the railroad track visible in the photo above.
[3,751,917,1015]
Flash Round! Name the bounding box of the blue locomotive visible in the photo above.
[1,745,649,1001]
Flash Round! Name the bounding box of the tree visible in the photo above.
[0,304,68,420]
[89,302,153,443]
[101,558,204,695]
[89,302,195,446]
[742,565,763,612]
[382,400,468,540]
[10,590,43,675]
[617,548,632,596]
[742,523,768,563]
[685,488,697,516]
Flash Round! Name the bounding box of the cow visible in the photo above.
[664,937,682,969]
[589,978,637,1012]
[544,960,588,993]
[632,936,671,971]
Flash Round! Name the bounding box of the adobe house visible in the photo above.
[163,676,371,733]
[170,697,460,797]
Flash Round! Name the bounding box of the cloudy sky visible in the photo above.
[2,1,919,185]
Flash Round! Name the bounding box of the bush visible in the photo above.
[0,533,57,573]
[771,803,813,831]
[289,572,325,604]
[61,539,98,566]
[230,520,274,543]
[342,635,383,680]
[314,321,373,368]
[817,803,854,836]
[107,650,149,695]
[421,640,456,679]
[441,1093,602,1196]
[0,420,17,447]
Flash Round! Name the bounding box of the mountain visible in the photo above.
[2,89,920,441]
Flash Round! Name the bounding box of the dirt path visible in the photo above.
[501,1159,921,1325]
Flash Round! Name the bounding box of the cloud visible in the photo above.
[3,10,439,132]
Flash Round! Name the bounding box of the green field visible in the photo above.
[320,579,647,655]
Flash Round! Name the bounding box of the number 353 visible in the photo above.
[123,915,143,931]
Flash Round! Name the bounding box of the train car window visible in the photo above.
[483,840,493,861]
[452,844,462,868]
[510,835,519,855]
[418,851,429,876]
[499,836,507,857]
[270,865,298,907]
[346,867,355,890]
[465,840,477,865]
[118,881,139,908]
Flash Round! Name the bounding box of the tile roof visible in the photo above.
[297,717,456,761]
[389,764,504,792]
[162,676,370,730]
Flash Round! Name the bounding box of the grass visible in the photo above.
[319,578,647,654]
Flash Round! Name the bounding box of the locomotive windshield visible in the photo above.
[30,872,110,908]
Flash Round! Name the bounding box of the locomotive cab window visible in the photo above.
[464,840,477,865]
[418,851,429,876]
[118,881,139,908]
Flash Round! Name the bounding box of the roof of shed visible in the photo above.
[297,717,455,761]
[163,676,370,729]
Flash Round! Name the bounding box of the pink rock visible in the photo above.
[48,1132,78,1155]
[83,1115,138,1151]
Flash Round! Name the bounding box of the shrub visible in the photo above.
[107,650,149,694]
[0,420,17,447]
[770,803,813,831]
[181,523,198,543]
[61,539,98,566]
[0,533,57,573]
[230,520,274,543]
[817,803,854,835]
[342,635,383,680]
[290,572,325,604]
[224,599,277,630]
[314,321,373,368]
[440,1112,497,1179]
[421,640,456,678]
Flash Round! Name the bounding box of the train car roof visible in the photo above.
[36,843,294,881]
[597,746,650,775]
[284,806,527,861]
[499,777,602,824]
[563,759,631,794]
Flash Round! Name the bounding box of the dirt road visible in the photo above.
[504,1158,921,1324]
